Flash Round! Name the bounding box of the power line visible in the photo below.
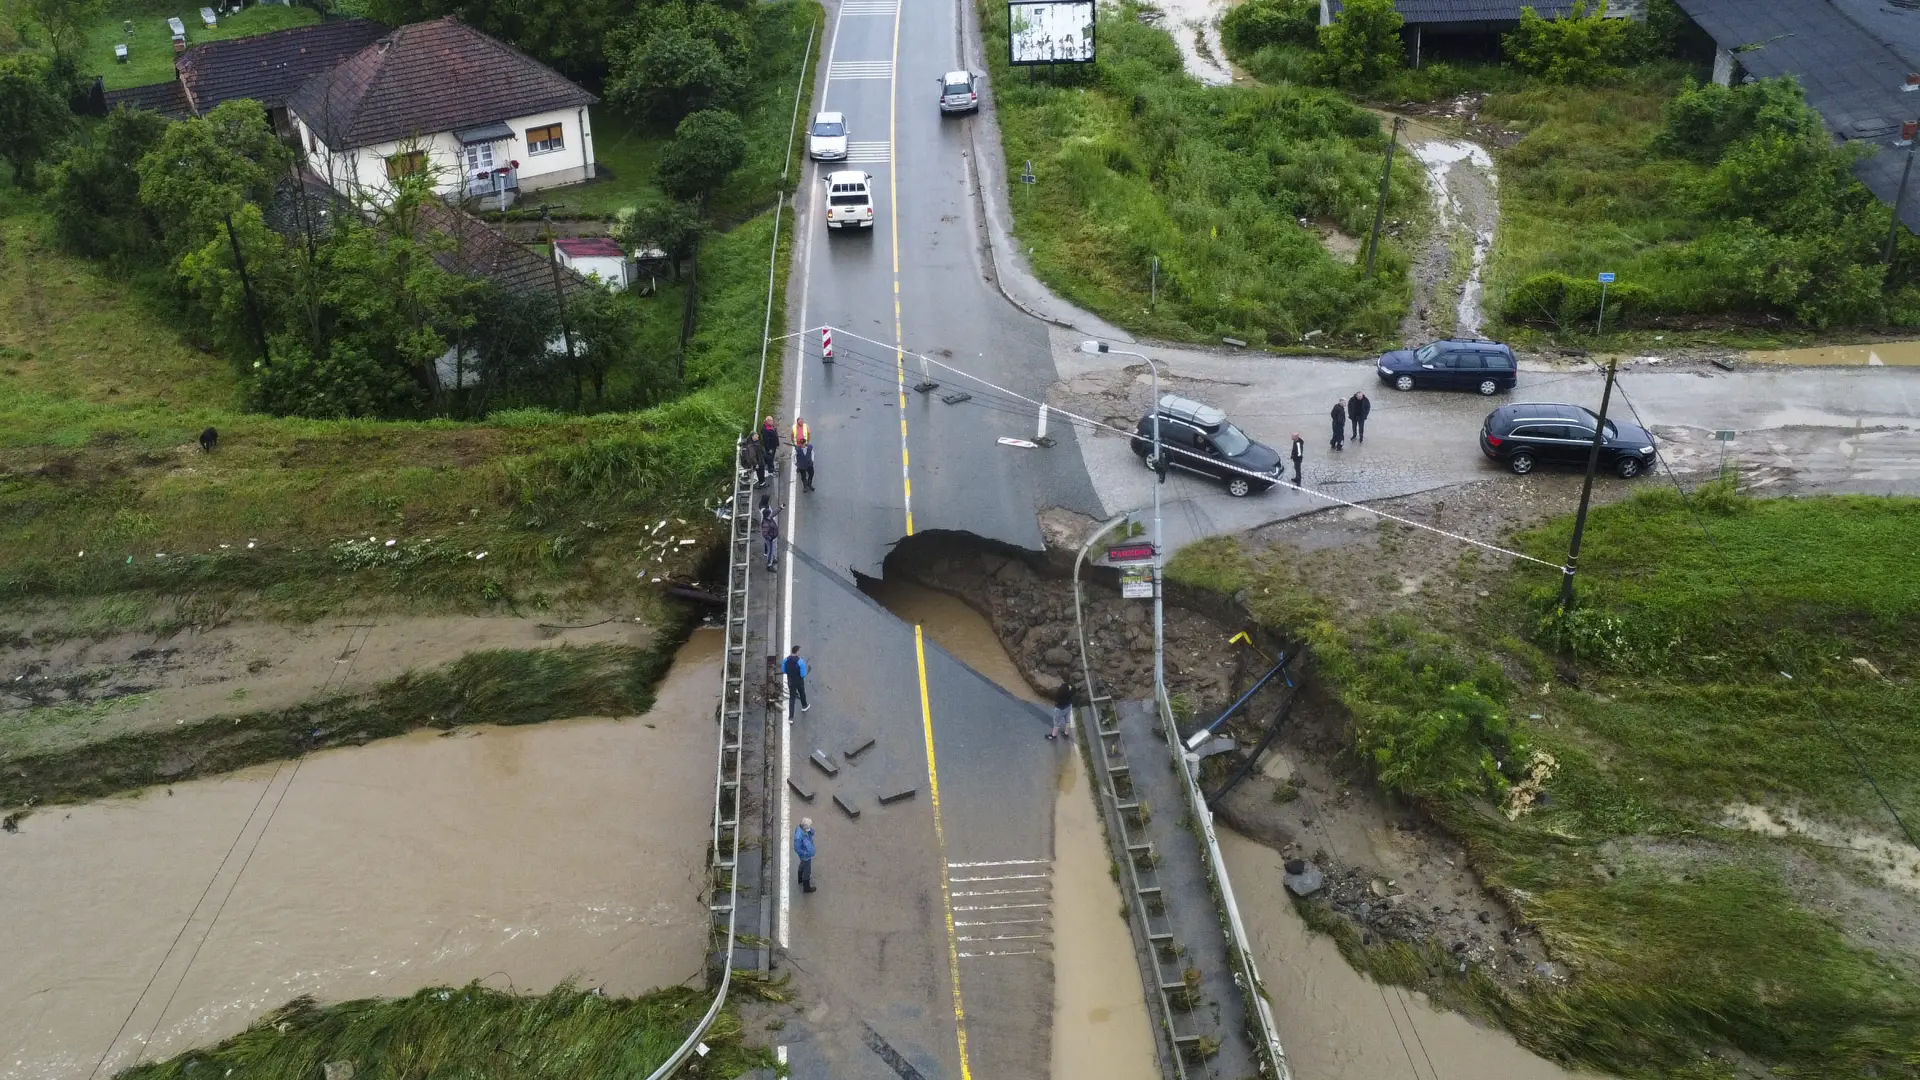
[788,325,1569,571]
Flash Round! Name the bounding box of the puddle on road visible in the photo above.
[1747,342,1920,366]
[1221,831,1583,1080]
[865,579,1159,1080]
[0,632,719,1079]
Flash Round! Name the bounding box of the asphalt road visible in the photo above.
[1051,333,1920,557]
[769,0,1102,1076]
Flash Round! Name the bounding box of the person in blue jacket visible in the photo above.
[783,645,810,715]
[793,818,817,893]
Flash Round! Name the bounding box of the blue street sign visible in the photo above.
[1598,272,1616,283]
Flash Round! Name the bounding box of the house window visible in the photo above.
[463,142,496,174]
[385,150,427,179]
[306,126,316,153]
[526,123,564,155]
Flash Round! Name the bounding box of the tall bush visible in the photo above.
[1504,1,1633,85]
[1317,0,1403,89]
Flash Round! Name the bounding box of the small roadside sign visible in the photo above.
[1020,160,1037,184]
[1105,542,1156,566]
[1598,272,1616,283]
[1714,429,1736,442]
[1120,568,1154,599]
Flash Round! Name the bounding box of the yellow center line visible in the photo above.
[916,625,973,1079]
[889,0,912,539]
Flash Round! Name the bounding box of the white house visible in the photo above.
[553,237,635,290]
[287,17,597,208]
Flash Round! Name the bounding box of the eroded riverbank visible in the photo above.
[1,632,720,1079]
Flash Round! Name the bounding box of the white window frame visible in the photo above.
[526,123,565,155]
[463,142,496,175]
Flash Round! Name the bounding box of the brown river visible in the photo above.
[6,584,1588,1080]
[871,579,1586,1080]
[1,632,719,1080]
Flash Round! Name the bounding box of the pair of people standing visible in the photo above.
[1330,392,1371,451]
[745,416,817,492]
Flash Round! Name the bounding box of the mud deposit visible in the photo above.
[865,580,1159,1080]
[0,632,718,1079]
[1222,832,1581,1080]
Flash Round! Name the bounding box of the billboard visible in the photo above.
[1008,0,1095,65]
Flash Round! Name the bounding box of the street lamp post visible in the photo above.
[1080,340,1166,716]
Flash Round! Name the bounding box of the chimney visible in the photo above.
[1905,72,1920,90]
[1905,120,1919,143]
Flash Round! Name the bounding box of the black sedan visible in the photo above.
[1479,403,1657,478]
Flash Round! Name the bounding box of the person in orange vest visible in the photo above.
[791,416,810,447]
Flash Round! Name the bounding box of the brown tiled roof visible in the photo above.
[103,80,192,119]
[288,16,596,151]
[177,18,388,114]
[416,199,594,303]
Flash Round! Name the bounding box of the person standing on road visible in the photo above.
[1330,400,1346,452]
[793,818,817,893]
[795,438,816,492]
[784,645,811,715]
[743,433,767,489]
[760,415,780,463]
[1289,433,1304,486]
[1349,391,1370,443]
[791,416,811,449]
[1049,681,1074,740]
[761,503,782,571]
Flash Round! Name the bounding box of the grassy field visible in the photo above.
[522,2,821,221]
[1171,491,1920,1078]
[120,983,774,1080]
[86,1,319,90]
[978,0,1420,348]
[0,173,797,622]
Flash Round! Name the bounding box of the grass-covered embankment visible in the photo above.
[0,631,686,808]
[119,983,772,1080]
[1171,490,1920,1078]
[0,188,791,620]
[978,0,1420,347]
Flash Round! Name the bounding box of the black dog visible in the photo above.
[199,427,218,452]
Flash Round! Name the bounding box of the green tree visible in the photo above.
[12,0,105,58]
[656,109,747,200]
[363,0,628,80]
[456,283,562,411]
[1655,76,1820,162]
[606,2,753,126]
[49,106,169,263]
[1316,0,1402,89]
[614,198,705,279]
[136,99,290,253]
[1220,0,1317,58]
[1504,1,1634,84]
[570,285,661,406]
[0,53,74,189]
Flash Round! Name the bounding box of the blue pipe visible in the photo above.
[1186,653,1290,747]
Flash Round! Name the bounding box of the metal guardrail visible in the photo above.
[640,21,815,1080]
[1154,686,1293,1080]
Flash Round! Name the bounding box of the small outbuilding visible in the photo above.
[553,237,635,291]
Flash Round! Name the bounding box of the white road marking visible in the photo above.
[948,858,1050,868]
[839,1,897,12]
[958,948,1045,958]
[829,60,893,79]
[845,141,892,163]
[952,902,1050,912]
[954,918,1047,927]
[951,886,1049,897]
[949,872,1048,883]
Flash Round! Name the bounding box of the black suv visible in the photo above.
[1479,403,1657,478]
[1377,338,1518,395]
[1129,394,1283,497]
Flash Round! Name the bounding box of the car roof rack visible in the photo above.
[1156,393,1225,428]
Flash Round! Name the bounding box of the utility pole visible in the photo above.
[538,204,579,409]
[1364,116,1402,278]
[223,212,271,369]
[1561,356,1619,611]
[1887,125,1917,265]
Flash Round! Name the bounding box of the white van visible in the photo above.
[824,170,874,230]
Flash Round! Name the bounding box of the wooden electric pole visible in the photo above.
[1561,356,1619,611]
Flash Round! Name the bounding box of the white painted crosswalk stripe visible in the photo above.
[839,1,896,13]
[829,61,893,80]
[845,142,891,162]
[948,858,1048,868]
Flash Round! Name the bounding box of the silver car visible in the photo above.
[808,111,848,161]
[938,70,978,114]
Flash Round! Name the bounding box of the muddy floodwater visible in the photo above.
[1221,831,1583,1080]
[1747,341,1920,366]
[865,580,1160,1080]
[1,632,720,1080]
